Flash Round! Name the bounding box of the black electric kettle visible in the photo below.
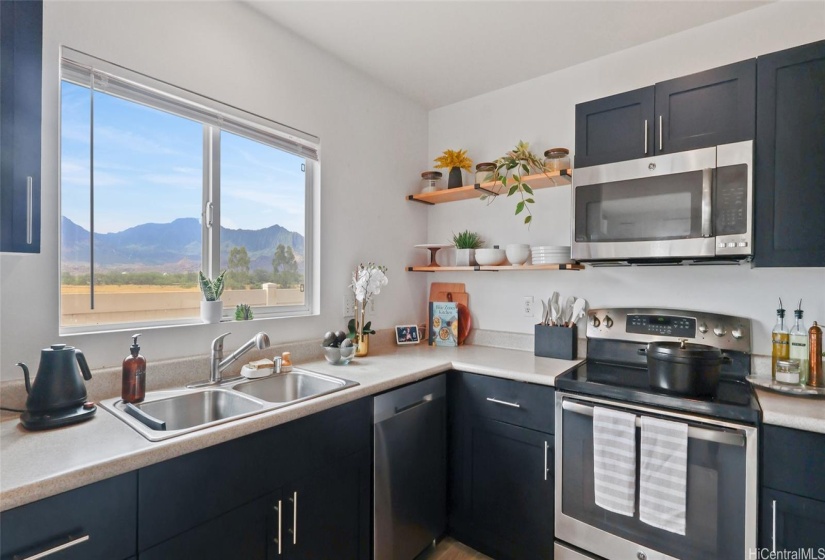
[16,344,96,430]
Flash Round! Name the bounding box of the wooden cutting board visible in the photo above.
[429,282,465,302]
[429,282,470,344]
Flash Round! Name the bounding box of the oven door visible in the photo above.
[554,392,757,560]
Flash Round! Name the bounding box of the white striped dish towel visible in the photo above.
[593,406,637,516]
[639,416,688,535]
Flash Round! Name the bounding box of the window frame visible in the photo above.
[58,47,320,335]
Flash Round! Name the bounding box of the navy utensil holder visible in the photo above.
[535,324,577,360]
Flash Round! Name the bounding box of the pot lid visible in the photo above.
[647,339,723,358]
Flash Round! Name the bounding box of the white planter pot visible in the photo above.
[200,300,223,324]
[455,248,477,267]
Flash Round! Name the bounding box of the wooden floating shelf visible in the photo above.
[407,263,584,272]
[407,169,572,205]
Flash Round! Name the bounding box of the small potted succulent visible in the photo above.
[452,230,483,267]
[199,270,226,324]
[234,303,253,321]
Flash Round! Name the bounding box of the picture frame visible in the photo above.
[395,325,420,345]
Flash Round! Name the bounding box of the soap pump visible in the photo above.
[122,334,146,403]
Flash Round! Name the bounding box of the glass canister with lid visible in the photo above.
[420,171,443,193]
[544,148,571,172]
[475,162,497,185]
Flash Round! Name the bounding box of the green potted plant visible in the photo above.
[199,270,226,324]
[452,230,483,266]
[480,140,549,226]
[234,303,253,321]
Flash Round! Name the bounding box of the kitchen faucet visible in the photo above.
[189,332,271,388]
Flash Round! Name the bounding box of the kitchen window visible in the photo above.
[59,48,319,333]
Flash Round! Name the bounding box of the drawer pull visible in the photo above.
[15,534,90,560]
[486,397,520,408]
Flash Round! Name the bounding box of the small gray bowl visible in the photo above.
[322,344,355,365]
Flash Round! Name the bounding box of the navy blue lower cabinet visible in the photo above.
[760,488,825,553]
[448,372,555,560]
[0,472,137,560]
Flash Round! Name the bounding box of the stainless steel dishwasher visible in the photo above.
[374,374,446,560]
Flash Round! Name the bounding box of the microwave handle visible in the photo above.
[701,168,713,238]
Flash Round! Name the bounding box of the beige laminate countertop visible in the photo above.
[0,344,581,512]
[753,387,825,434]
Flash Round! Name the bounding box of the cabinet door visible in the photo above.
[754,40,825,267]
[0,472,137,560]
[283,449,371,560]
[456,417,554,560]
[574,87,654,168]
[0,0,42,253]
[654,59,755,154]
[139,492,281,560]
[760,488,825,552]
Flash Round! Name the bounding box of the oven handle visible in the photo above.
[562,400,745,447]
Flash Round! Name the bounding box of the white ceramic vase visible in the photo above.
[455,248,477,267]
[200,300,223,324]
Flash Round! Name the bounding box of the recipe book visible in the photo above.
[429,302,458,347]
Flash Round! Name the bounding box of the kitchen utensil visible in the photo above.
[475,248,507,266]
[562,296,576,326]
[541,300,549,326]
[549,293,560,326]
[569,298,587,327]
[456,303,472,345]
[645,339,728,396]
[16,343,96,430]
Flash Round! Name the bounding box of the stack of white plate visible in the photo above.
[531,245,573,265]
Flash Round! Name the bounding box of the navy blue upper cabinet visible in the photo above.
[655,59,755,154]
[574,60,755,168]
[0,0,42,253]
[754,40,825,267]
[575,87,654,168]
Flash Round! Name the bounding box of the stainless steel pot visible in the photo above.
[646,339,728,396]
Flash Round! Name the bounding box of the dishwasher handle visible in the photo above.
[373,375,446,424]
[394,394,433,415]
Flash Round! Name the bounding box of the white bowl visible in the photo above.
[505,244,531,265]
[475,248,507,266]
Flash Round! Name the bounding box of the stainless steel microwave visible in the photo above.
[571,141,753,263]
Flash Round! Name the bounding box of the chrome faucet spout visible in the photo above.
[214,332,271,383]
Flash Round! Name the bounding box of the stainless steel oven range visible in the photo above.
[554,308,760,560]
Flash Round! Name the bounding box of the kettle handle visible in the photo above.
[75,350,93,381]
[16,363,31,394]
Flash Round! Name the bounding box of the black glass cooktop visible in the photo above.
[556,360,761,424]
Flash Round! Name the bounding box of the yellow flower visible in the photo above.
[434,149,473,172]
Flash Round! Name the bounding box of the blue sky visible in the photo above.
[61,81,306,234]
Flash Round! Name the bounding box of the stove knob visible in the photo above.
[604,315,614,328]
[732,325,744,340]
[713,325,727,337]
[590,315,601,328]
[698,322,709,334]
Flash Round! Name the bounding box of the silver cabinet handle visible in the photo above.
[544,440,549,481]
[26,176,33,245]
[16,534,89,560]
[289,491,297,545]
[486,397,520,408]
[273,499,282,555]
[658,115,663,151]
[772,499,777,553]
[644,120,648,155]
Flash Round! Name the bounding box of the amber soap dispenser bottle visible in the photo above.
[122,334,146,403]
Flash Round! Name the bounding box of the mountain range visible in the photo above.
[61,216,304,273]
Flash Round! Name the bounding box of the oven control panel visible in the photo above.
[587,307,751,353]
[626,314,696,338]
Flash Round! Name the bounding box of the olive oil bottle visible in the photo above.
[771,299,789,380]
[789,301,809,385]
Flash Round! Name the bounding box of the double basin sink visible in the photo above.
[101,369,359,441]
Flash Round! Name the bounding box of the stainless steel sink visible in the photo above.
[100,368,358,441]
[233,370,358,403]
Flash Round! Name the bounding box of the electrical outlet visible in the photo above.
[523,296,534,317]
[343,293,356,317]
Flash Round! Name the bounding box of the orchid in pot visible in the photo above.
[348,262,388,357]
